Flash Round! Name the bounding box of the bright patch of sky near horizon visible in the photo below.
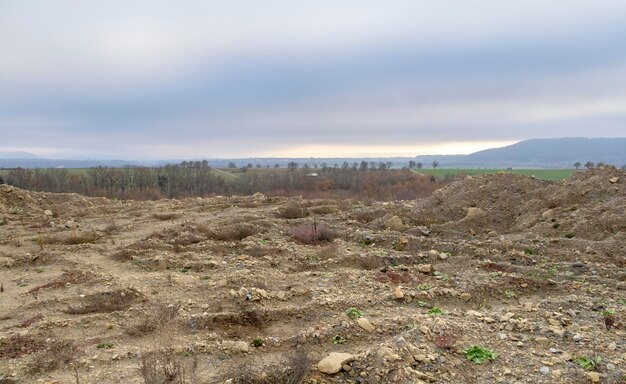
[1,1,625,159]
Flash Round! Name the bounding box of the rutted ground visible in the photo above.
[0,168,624,384]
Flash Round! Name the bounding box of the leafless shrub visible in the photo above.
[102,221,121,235]
[0,335,47,359]
[152,212,181,221]
[277,203,308,219]
[27,339,81,373]
[65,289,141,314]
[138,350,197,384]
[290,221,337,244]
[227,348,311,384]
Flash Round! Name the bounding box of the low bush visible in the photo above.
[290,221,337,244]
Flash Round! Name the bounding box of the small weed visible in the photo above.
[417,283,432,291]
[416,300,428,307]
[546,266,558,277]
[428,307,444,316]
[523,248,536,255]
[251,339,264,348]
[346,308,363,319]
[575,356,601,370]
[504,290,517,299]
[489,272,502,280]
[35,268,44,273]
[618,298,626,306]
[97,342,114,349]
[332,335,346,345]
[464,345,496,364]
[601,309,615,317]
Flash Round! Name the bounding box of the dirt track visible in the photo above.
[0,168,624,383]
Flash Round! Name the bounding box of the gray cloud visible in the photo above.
[1,1,626,158]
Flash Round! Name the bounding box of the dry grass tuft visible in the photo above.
[227,348,311,384]
[138,349,197,384]
[42,230,100,245]
[65,289,141,314]
[277,203,308,219]
[152,212,181,221]
[27,339,81,373]
[126,303,181,336]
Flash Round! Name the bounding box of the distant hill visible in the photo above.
[415,138,626,168]
[0,151,38,159]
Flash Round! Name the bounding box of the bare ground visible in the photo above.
[0,168,624,384]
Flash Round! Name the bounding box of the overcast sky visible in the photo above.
[1,1,625,159]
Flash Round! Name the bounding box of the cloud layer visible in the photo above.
[1,1,625,158]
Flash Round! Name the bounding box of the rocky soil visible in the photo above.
[0,168,624,384]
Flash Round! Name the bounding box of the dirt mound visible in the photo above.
[0,184,41,215]
[413,168,625,240]
[0,184,119,218]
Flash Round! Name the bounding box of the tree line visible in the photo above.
[2,162,443,201]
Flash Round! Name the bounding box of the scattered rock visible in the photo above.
[417,264,432,274]
[318,353,355,374]
[394,287,404,299]
[357,317,376,332]
[587,371,600,383]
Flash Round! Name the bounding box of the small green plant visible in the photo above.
[618,298,626,306]
[546,266,558,277]
[417,283,432,291]
[251,339,264,348]
[35,268,45,273]
[428,307,444,316]
[564,233,574,239]
[346,308,363,319]
[504,290,517,299]
[489,272,501,280]
[97,342,114,349]
[441,274,450,282]
[552,222,560,229]
[332,335,346,345]
[416,300,428,307]
[523,248,536,255]
[464,345,496,364]
[575,356,601,370]
[601,309,615,317]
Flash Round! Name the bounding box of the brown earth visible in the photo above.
[0,168,624,384]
